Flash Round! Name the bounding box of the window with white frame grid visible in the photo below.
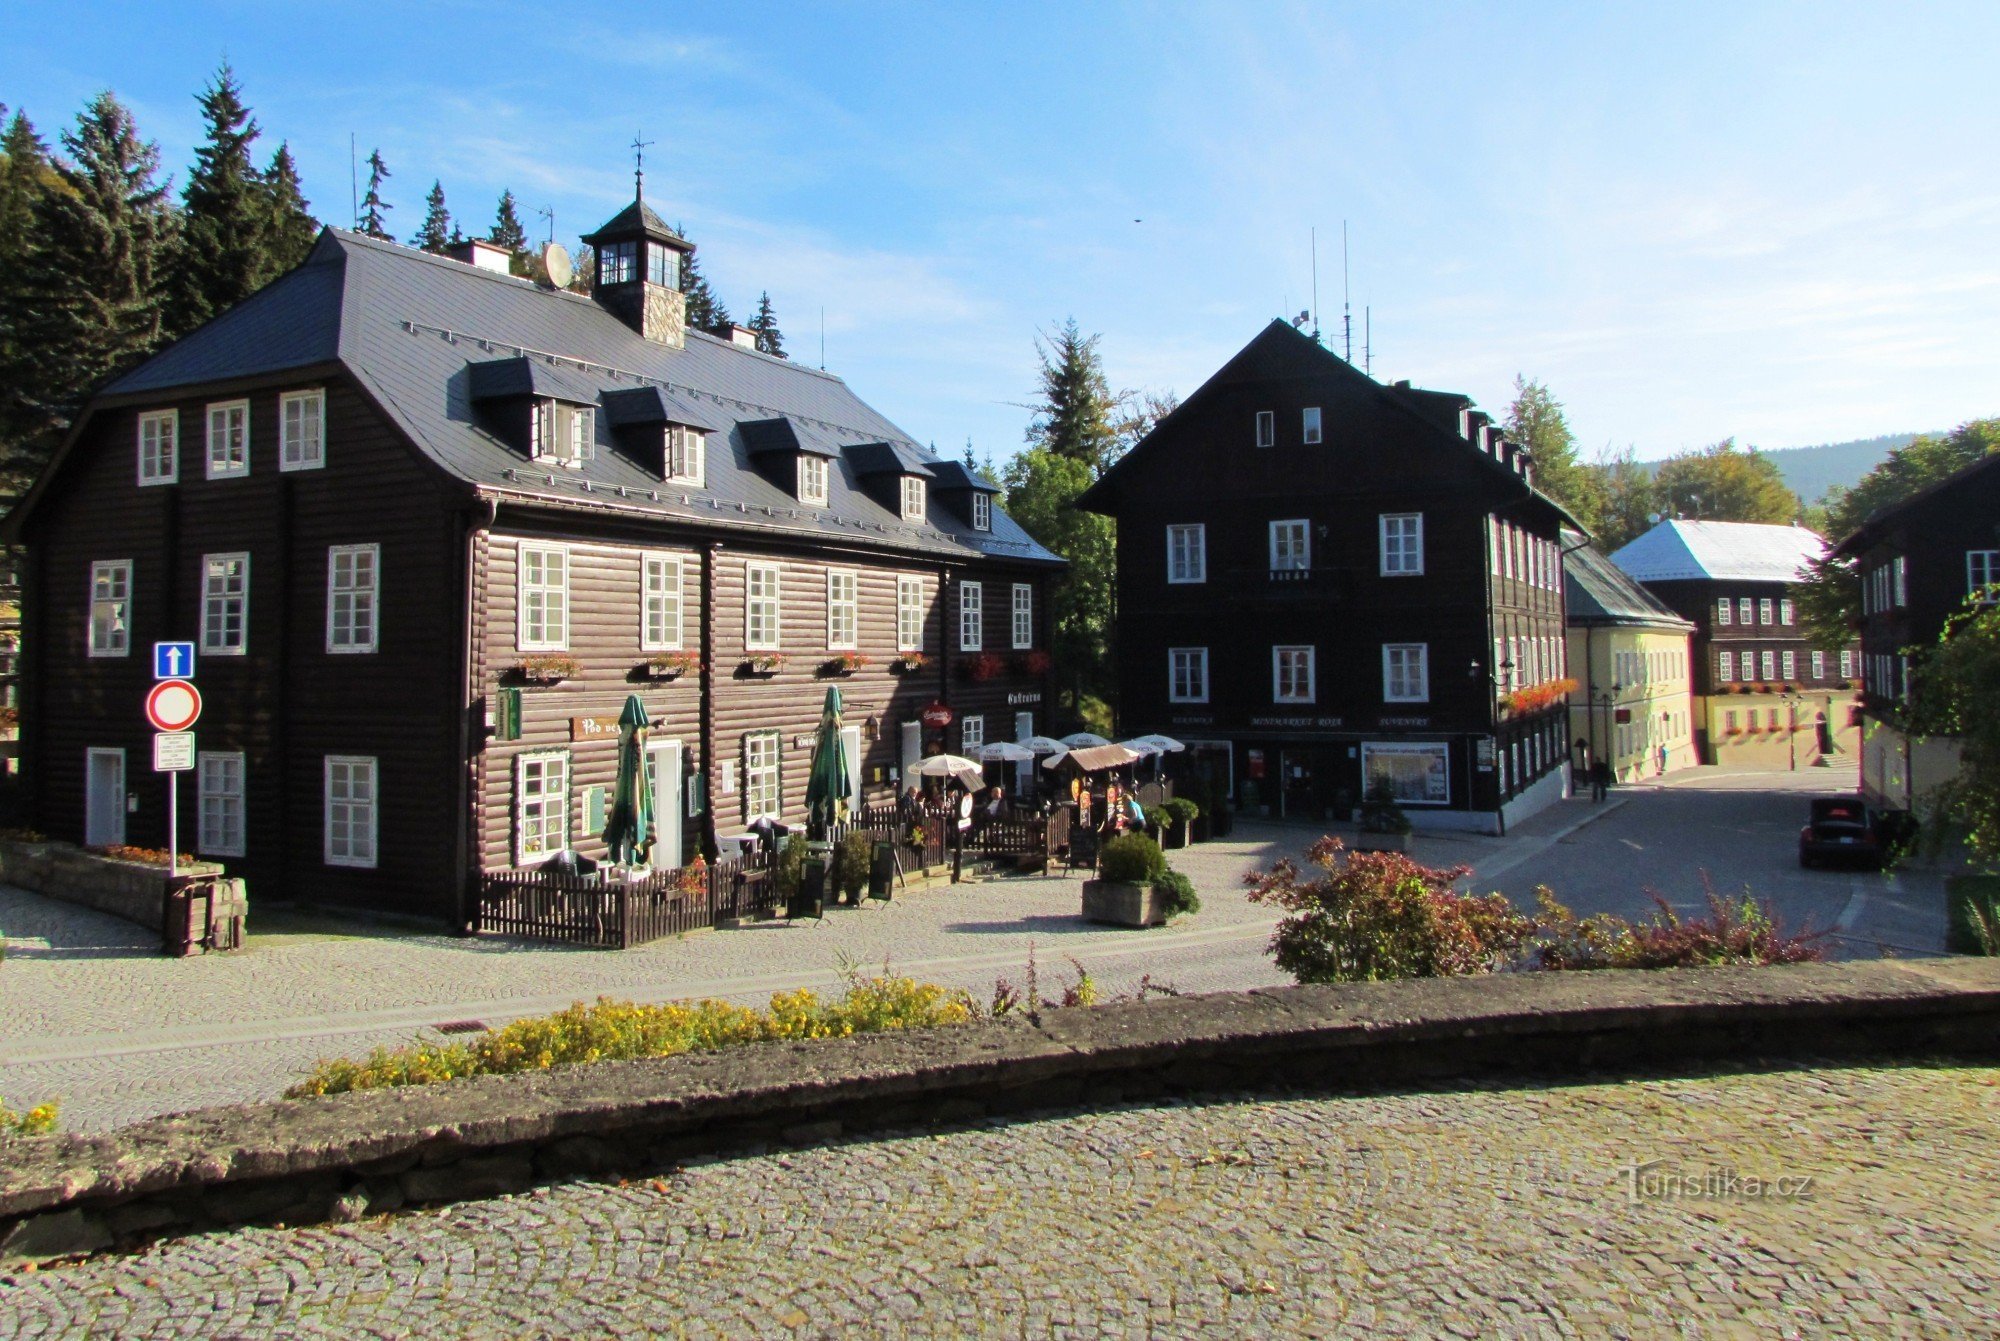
[1011,584,1032,649]
[1383,643,1429,702]
[1167,524,1206,583]
[1717,598,1731,625]
[1738,598,1752,624]
[1758,597,1773,624]
[896,576,925,651]
[138,410,177,485]
[1270,519,1310,572]
[198,752,246,857]
[972,493,991,531]
[514,752,569,865]
[667,426,706,485]
[1779,597,1795,625]
[826,569,858,649]
[1273,645,1314,703]
[642,554,683,651]
[1841,650,1855,679]
[280,390,324,471]
[325,755,377,868]
[201,552,249,655]
[743,733,780,822]
[206,400,249,479]
[961,715,985,752]
[519,545,569,650]
[89,560,131,657]
[1812,651,1826,679]
[568,406,595,464]
[900,476,926,521]
[1169,647,1208,703]
[1760,650,1776,680]
[1255,410,1275,448]
[1782,650,1796,680]
[1969,550,1999,599]
[1379,513,1423,576]
[327,544,378,653]
[1302,406,1322,444]
[797,455,829,506]
[959,581,983,651]
[745,562,781,651]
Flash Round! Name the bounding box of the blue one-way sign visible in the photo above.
[153,642,196,680]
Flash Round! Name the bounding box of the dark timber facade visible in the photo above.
[6,197,1061,926]
[1079,322,1576,833]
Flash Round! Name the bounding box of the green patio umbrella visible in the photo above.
[803,685,851,840]
[602,694,655,866]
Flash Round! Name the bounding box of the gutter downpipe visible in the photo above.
[454,495,499,933]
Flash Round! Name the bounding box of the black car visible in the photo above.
[1798,797,1883,869]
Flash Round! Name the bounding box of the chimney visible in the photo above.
[726,324,759,350]
[445,238,513,274]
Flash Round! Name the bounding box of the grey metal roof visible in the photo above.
[928,460,1001,494]
[466,355,601,404]
[1564,535,1694,628]
[599,384,727,432]
[580,199,689,248]
[102,227,1061,568]
[846,440,937,479]
[1610,519,1824,584]
[740,417,840,459]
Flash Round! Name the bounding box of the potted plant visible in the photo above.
[743,652,788,676]
[1082,831,1168,927]
[644,650,703,680]
[1158,796,1200,849]
[891,652,930,674]
[1353,780,1413,853]
[514,653,581,685]
[820,651,871,677]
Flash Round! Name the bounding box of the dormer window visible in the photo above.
[531,400,596,468]
[667,425,705,486]
[599,241,637,286]
[972,492,991,531]
[901,476,926,521]
[798,455,829,507]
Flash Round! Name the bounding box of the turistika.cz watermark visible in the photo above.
[1618,1159,1815,1204]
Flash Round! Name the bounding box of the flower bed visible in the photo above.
[0,838,227,934]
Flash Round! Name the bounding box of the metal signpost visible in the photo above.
[147,648,201,872]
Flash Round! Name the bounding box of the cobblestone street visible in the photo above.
[4,1060,1996,1337]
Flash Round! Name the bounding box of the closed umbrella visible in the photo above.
[803,686,851,840]
[601,695,655,867]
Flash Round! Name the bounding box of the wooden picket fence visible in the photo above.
[473,852,785,950]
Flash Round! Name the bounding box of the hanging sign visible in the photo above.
[919,701,955,729]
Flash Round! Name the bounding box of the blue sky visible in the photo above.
[4,2,1996,465]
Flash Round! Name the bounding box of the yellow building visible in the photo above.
[1564,540,1696,784]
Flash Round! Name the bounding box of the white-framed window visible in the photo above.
[959,580,983,651]
[1383,643,1429,702]
[324,755,378,868]
[88,560,132,657]
[1011,583,1033,649]
[1781,650,1797,680]
[1840,650,1855,679]
[518,544,569,650]
[138,410,178,485]
[1811,651,1826,680]
[667,426,706,486]
[971,492,991,532]
[896,576,925,651]
[1892,556,1907,607]
[326,544,379,654]
[901,476,927,521]
[1717,598,1732,626]
[1169,647,1208,703]
[1758,598,1773,625]
[531,400,594,466]
[1255,410,1275,448]
[1489,522,1501,575]
[826,569,858,649]
[1718,650,1734,683]
[1273,645,1314,703]
[1779,597,1795,625]
[198,752,246,857]
[1738,598,1753,624]
[206,400,249,479]
[280,389,325,471]
[1379,513,1424,576]
[743,732,780,823]
[642,554,683,651]
[1302,406,1322,444]
[1167,524,1206,583]
[201,552,250,656]
[745,561,781,651]
[1760,650,1776,680]
[961,715,985,752]
[797,455,829,506]
[1270,519,1310,572]
[1967,550,2000,599]
[514,751,569,865]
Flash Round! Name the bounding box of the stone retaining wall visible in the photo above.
[4,958,1998,1261]
[0,840,225,934]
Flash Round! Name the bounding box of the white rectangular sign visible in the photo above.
[153,731,196,773]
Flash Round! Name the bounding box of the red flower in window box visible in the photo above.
[957,652,1006,682]
[820,651,872,676]
[891,652,930,673]
[644,650,703,679]
[1500,677,1577,716]
[1013,650,1053,676]
[513,654,581,684]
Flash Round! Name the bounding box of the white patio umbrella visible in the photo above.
[1018,735,1069,754]
[1118,738,1163,757]
[909,753,985,789]
[1125,733,1186,754]
[1059,731,1111,748]
[977,741,1037,763]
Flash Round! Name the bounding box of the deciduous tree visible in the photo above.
[1505,376,1602,534]
[1651,439,1800,527]
[1909,597,2000,871]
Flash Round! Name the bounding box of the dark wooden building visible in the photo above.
[1078,321,1577,833]
[1829,450,2000,809]
[3,193,1061,925]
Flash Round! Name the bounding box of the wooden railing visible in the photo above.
[474,851,786,949]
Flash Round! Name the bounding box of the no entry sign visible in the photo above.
[145,679,203,733]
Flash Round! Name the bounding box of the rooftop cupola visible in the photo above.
[581,158,695,348]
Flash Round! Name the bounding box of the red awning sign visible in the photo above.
[919,701,954,729]
[146,679,203,733]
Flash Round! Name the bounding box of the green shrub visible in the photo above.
[1,1095,58,1137]
[772,832,808,900]
[1947,875,2000,955]
[831,831,874,901]
[1155,867,1201,919]
[1359,780,1412,835]
[1098,831,1166,884]
[1160,797,1200,828]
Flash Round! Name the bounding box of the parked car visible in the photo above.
[1798,797,1883,869]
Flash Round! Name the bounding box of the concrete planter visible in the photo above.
[1081,879,1165,928]
[1350,831,1410,854]
[0,839,227,934]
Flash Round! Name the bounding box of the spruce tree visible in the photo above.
[168,63,271,338]
[358,149,392,239]
[748,291,786,358]
[1027,318,1118,469]
[261,141,317,270]
[411,180,452,253]
[489,190,528,273]
[675,226,728,332]
[0,108,61,468]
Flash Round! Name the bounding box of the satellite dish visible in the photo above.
[540,242,574,290]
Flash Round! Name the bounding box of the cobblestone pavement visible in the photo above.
[5,1061,1996,1337]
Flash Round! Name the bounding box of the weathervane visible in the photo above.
[631,133,655,201]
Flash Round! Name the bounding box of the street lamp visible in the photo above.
[1587,682,1623,775]
[1468,657,1515,834]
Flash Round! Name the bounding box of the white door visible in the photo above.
[841,725,863,813]
[900,721,921,782]
[86,748,126,847]
[1014,712,1035,791]
[649,740,684,869]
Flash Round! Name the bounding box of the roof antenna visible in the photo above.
[630,132,655,201]
[536,205,555,246]
[349,133,358,230]
[819,306,826,370]
[1364,305,1372,377]
[1310,227,1321,342]
[1342,220,1353,364]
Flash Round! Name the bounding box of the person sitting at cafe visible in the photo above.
[983,785,1007,823]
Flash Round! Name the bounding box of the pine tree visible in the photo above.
[167,63,273,338]
[748,291,786,358]
[0,107,62,467]
[358,149,392,239]
[675,227,728,332]
[1027,318,1118,469]
[411,180,452,253]
[7,93,171,485]
[489,189,528,273]
[261,141,317,270]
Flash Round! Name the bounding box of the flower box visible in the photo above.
[643,651,703,680]
[1081,879,1166,928]
[820,652,872,677]
[956,652,1006,682]
[514,654,581,684]
[1500,677,1578,716]
[742,653,788,677]
[891,653,931,674]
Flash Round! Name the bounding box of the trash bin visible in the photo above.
[793,855,826,920]
[870,840,894,900]
[162,877,212,958]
